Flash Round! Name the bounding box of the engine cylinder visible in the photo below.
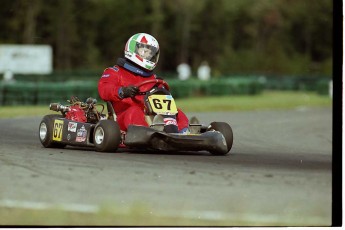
[49,103,70,112]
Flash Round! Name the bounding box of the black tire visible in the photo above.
[39,114,66,148]
[93,120,121,152]
[208,122,233,155]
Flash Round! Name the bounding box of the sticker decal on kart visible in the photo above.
[68,122,77,132]
[53,119,64,141]
[76,125,87,142]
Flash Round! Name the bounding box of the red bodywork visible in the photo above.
[65,105,87,122]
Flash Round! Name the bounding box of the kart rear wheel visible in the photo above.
[94,120,121,152]
[208,122,233,155]
[39,114,66,148]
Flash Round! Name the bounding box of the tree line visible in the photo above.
[0,0,333,77]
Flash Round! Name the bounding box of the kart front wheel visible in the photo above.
[93,120,121,152]
[208,122,233,155]
[39,114,66,148]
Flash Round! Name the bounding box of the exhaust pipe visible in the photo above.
[49,103,70,113]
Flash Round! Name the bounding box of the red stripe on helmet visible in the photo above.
[136,54,143,62]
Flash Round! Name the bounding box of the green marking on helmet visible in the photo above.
[129,41,136,52]
[132,33,140,40]
[129,34,140,52]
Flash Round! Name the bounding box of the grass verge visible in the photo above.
[0,206,228,226]
[176,90,332,112]
[1,206,317,226]
[0,90,331,118]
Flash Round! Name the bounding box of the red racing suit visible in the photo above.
[98,64,189,132]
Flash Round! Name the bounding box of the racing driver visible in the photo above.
[98,33,189,133]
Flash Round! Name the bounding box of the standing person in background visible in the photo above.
[177,62,191,81]
[98,33,190,133]
[197,61,211,81]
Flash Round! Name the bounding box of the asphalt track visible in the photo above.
[0,107,332,226]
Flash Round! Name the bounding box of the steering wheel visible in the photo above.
[135,79,170,95]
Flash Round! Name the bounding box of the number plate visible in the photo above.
[53,119,64,141]
[148,95,178,115]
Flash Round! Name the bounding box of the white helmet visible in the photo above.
[124,33,160,71]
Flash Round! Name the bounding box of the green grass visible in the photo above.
[0,91,331,118]
[0,207,227,226]
[0,205,318,226]
[176,90,332,112]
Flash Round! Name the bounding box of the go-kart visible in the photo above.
[38,79,233,155]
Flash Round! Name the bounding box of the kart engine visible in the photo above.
[50,96,104,123]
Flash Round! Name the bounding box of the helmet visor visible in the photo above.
[135,42,159,63]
